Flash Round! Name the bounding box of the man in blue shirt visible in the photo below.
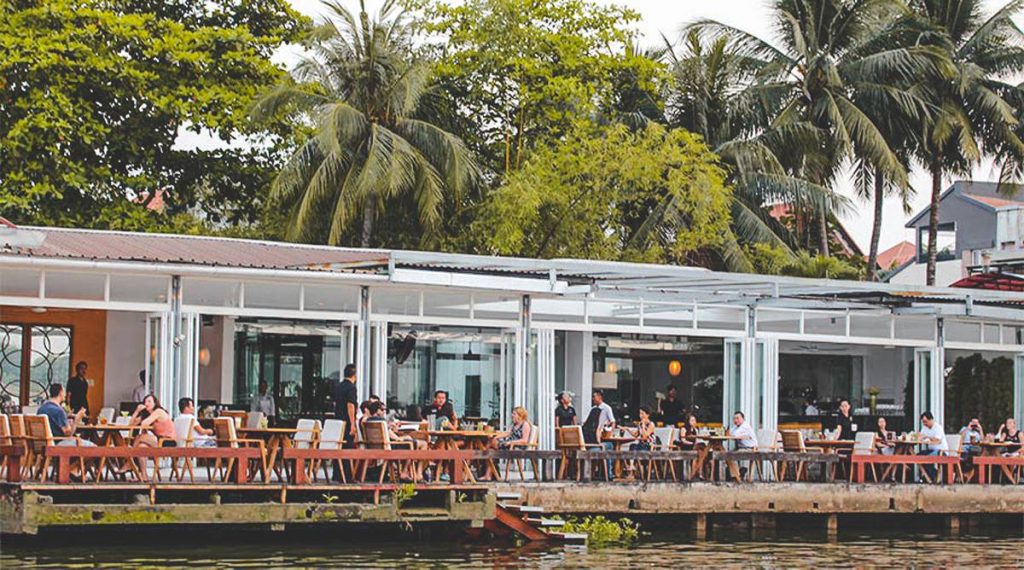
[38,383,86,441]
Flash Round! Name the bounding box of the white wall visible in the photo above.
[197,315,235,404]
[889,259,964,286]
[103,311,147,407]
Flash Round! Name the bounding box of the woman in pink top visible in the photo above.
[119,394,175,480]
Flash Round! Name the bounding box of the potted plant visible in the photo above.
[867,386,881,414]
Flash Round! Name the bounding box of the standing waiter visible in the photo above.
[332,363,359,482]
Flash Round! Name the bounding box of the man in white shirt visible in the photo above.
[730,411,758,449]
[917,411,948,481]
[251,381,276,423]
[177,397,216,447]
[131,370,148,403]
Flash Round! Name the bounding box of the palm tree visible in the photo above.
[663,29,849,272]
[252,0,477,247]
[905,0,1024,285]
[690,0,939,258]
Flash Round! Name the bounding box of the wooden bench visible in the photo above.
[574,450,700,482]
[1,444,25,483]
[45,446,263,484]
[283,448,479,485]
[974,455,1023,484]
[851,454,960,484]
[713,451,841,483]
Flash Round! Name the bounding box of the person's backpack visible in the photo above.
[582,407,603,444]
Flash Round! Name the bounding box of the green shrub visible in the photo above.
[559,516,640,547]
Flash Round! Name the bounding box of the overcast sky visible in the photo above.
[266,0,1016,253]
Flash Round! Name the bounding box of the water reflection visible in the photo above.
[3,534,1022,569]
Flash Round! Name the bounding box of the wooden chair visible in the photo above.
[218,410,247,427]
[245,411,265,429]
[313,419,346,483]
[503,422,540,481]
[751,428,780,481]
[24,415,88,481]
[943,434,965,484]
[165,416,196,482]
[0,414,10,480]
[97,407,115,424]
[289,419,320,482]
[213,418,267,482]
[650,427,678,481]
[8,415,28,479]
[360,421,411,483]
[779,430,822,482]
[850,432,878,482]
[557,426,605,481]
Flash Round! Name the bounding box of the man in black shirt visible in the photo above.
[424,390,458,428]
[333,364,359,482]
[554,391,577,427]
[658,385,685,426]
[67,361,90,416]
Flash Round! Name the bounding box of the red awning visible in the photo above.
[951,272,1024,292]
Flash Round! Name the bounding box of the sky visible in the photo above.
[200,0,1018,254]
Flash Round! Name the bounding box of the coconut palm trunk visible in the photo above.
[926,163,942,286]
[866,172,885,281]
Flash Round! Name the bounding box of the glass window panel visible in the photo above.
[0,324,24,407]
[983,324,1000,344]
[28,326,71,405]
[849,314,891,338]
[895,316,934,341]
[303,284,359,313]
[471,294,521,322]
[643,303,695,328]
[244,281,300,310]
[109,274,169,304]
[697,307,745,331]
[757,310,801,333]
[1004,325,1023,345]
[587,301,640,326]
[804,314,845,336]
[44,271,105,301]
[422,291,471,318]
[946,320,981,343]
[372,289,420,316]
[531,298,585,324]
[0,269,40,297]
[182,278,240,308]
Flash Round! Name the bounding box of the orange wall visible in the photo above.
[0,306,107,420]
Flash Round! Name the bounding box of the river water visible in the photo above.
[3,531,1022,568]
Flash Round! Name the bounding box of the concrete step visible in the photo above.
[495,492,522,502]
[526,517,565,527]
[499,503,544,514]
[547,531,588,544]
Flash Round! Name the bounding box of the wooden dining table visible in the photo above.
[237,427,298,481]
[695,434,743,481]
[74,424,149,480]
[427,430,504,482]
[601,434,637,479]
[977,441,1017,483]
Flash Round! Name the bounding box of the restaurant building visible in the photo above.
[2,225,1023,448]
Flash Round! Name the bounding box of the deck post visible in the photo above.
[293,455,307,485]
[692,514,707,541]
[944,514,961,536]
[826,513,838,541]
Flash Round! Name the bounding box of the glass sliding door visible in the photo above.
[723,339,742,426]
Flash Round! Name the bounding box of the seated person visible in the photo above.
[38,383,90,446]
[677,414,700,449]
[628,406,656,451]
[958,417,984,456]
[917,411,948,481]
[730,411,757,449]
[121,394,176,481]
[424,390,458,429]
[875,417,895,455]
[481,406,532,481]
[996,418,1023,456]
[177,397,216,447]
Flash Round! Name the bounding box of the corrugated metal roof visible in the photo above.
[4,227,388,271]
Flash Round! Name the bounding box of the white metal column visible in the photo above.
[180,312,200,404]
[913,347,942,426]
[758,338,779,431]
[1014,353,1024,424]
[370,322,387,401]
[536,328,556,450]
[357,286,371,403]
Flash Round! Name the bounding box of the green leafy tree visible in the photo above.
[906,0,1024,285]
[253,0,477,247]
[0,0,307,228]
[664,29,850,272]
[691,0,939,258]
[409,0,662,176]
[465,122,732,264]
